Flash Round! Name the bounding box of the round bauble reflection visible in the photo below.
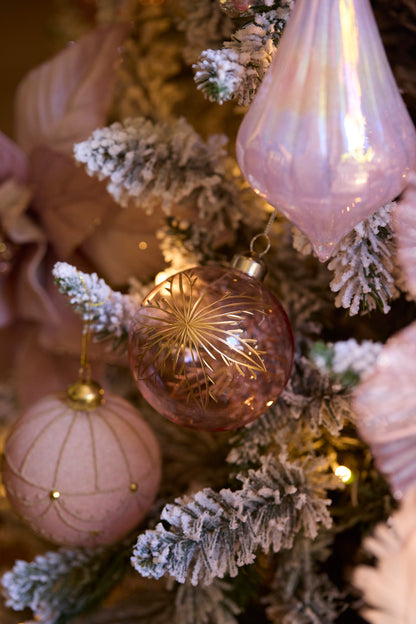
[128,265,294,431]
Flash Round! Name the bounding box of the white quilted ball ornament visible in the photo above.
[2,380,162,547]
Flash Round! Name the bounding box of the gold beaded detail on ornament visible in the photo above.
[0,233,17,276]
[50,490,61,500]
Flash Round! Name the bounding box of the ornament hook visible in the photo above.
[248,206,278,258]
[66,272,107,410]
[249,233,271,258]
[232,207,278,280]
[77,272,95,383]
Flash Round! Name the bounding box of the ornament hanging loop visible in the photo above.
[248,206,278,258]
[249,233,271,258]
[232,207,278,281]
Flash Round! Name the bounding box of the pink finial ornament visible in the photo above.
[236,0,416,261]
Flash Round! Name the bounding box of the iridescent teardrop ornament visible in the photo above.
[236,0,416,261]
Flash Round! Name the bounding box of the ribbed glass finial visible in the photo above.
[236,0,416,261]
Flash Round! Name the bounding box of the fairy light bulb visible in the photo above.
[335,465,354,484]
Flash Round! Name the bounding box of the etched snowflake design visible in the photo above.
[133,270,266,407]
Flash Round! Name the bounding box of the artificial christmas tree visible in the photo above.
[0,1,415,623]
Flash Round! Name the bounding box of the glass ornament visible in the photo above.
[236,0,416,261]
[128,260,294,432]
[3,383,162,546]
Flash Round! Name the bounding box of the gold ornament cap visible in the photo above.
[66,379,104,410]
[231,254,267,281]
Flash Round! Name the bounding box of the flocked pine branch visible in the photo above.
[293,203,400,316]
[1,542,240,624]
[194,2,292,105]
[74,116,248,255]
[1,543,131,624]
[114,3,186,123]
[177,0,234,65]
[74,116,229,210]
[327,203,399,315]
[52,261,145,345]
[278,354,357,437]
[226,408,286,468]
[175,579,241,624]
[226,339,377,469]
[310,339,383,387]
[131,452,335,586]
[265,562,346,624]
[156,217,204,274]
[264,536,346,624]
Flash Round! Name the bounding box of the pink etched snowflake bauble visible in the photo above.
[128,260,294,432]
[3,382,161,546]
[236,0,416,261]
[353,322,416,500]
